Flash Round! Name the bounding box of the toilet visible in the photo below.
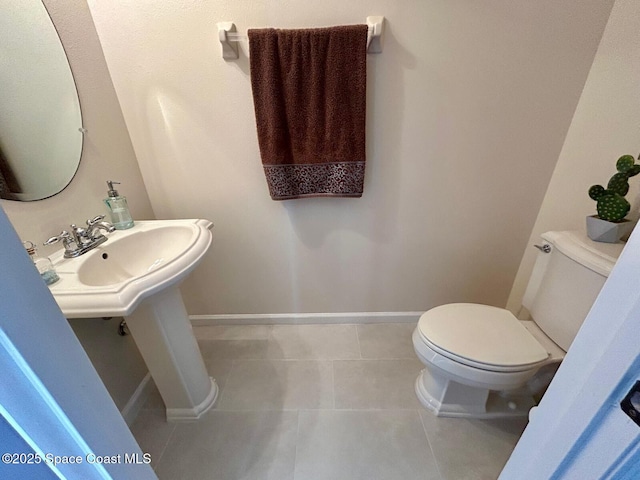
[413,230,624,418]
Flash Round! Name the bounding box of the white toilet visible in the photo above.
[413,230,624,418]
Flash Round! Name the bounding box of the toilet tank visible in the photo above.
[522,231,624,351]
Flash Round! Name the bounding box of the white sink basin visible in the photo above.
[77,225,195,286]
[48,218,218,421]
[50,219,213,318]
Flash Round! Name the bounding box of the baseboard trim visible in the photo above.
[121,372,153,426]
[166,378,218,422]
[190,311,423,326]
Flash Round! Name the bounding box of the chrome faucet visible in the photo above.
[45,215,116,258]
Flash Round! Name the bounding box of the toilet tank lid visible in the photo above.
[542,231,624,277]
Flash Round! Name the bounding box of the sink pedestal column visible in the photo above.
[125,286,217,421]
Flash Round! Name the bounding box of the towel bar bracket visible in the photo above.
[366,16,384,54]
[217,16,384,60]
[218,21,239,60]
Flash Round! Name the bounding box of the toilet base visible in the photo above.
[415,368,535,419]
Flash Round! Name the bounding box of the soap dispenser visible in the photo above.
[104,180,134,230]
[23,241,59,286]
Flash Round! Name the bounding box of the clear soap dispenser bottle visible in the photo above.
[23,241,59,286]
[104,180,134,230]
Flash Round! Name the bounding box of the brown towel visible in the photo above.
[249,25,368,200]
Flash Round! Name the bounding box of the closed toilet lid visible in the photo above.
[418,304,549,369]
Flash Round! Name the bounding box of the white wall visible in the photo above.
[87,0,613,316]
[507,0,640,314]
[68,317,148,412]
[1,0,155,411]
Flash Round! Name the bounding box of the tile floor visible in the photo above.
[130,323,527,480]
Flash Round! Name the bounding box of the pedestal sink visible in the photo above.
[48,219,216,421]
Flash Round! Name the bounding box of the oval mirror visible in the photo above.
[0,0,83,201]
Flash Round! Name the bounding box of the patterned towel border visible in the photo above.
[263,162,365,200]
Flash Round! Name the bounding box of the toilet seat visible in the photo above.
[412,330,543,390]
[417,303,549,372]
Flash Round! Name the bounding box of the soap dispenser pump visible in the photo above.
[104,180,134,230]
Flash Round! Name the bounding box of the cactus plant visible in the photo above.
[589,154,640,223]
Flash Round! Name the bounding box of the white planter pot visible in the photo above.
[586,215,636,243]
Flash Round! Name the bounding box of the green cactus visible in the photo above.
[589,154,640,223]
[616,155,635,173]
[628,165,640,177]
[588,184,605,200]
[607,172,630,196]
[596,193,630,222]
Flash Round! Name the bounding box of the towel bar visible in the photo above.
[217,16,384,60]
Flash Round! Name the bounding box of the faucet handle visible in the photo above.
[44,236,60,246]
[44,231,72,246]
[86,215,106,226]
[86,215,115,239]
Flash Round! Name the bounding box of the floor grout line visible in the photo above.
[331,360,336,410]
[213,359,236,408]
[292,410,301,480]
[354,324,363,360]
[152,418,177,472]
[419,410,445,480]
